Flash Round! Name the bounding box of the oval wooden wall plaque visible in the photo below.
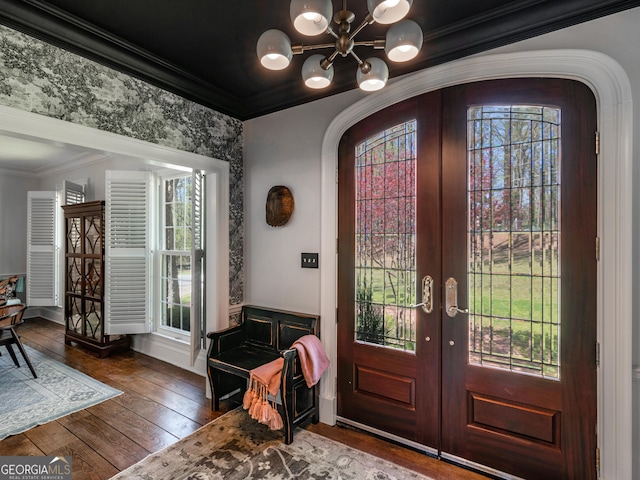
[266,185,294,227]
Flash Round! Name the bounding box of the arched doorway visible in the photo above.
[319,49,633,479]
[337,78,597,479]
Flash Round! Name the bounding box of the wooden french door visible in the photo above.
[338,93,442,448]
[337,78,597,480]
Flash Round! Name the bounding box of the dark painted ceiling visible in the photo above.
[0,0,638,120]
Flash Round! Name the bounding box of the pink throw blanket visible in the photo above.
[292,334,330,388]
[243,335,329,430]
[243,358,285,430]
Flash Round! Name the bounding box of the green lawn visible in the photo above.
[357,256,561,374]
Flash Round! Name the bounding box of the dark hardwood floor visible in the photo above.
[0,317,489,480]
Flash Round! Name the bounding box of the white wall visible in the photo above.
[244,90,364,313]
[37,156,154,199]
[0,172,40,277]
[244,7,640,479]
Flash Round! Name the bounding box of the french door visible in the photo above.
[337,78,597,479]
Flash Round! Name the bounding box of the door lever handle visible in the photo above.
[409,275,433,314]
[445,277,468,317]
[449,306,469,315]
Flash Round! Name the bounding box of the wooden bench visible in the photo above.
[206,305,320,444]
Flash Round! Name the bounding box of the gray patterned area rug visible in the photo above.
[112,408,434,480]
[0,345,122,440]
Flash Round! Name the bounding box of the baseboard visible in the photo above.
[24,306,63,324]
[26,313,207,377]
[634,367,640,480]
[319,394,336,426]
[132,332,207,378]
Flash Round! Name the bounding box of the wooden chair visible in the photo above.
[0,304,37,378]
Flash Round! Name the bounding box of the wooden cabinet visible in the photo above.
[62,200,129,357]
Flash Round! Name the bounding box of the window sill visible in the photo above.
[151,330,190,346]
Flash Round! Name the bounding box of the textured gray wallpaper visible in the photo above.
[0,24,244,305]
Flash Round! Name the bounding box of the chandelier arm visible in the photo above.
[296,43,338,54]
[326,26,340,40]
[348,14,375,41]
[349,49,365,67]
[323,49,341,68]
[353,39,386,49]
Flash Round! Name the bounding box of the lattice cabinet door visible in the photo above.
[62,200,129,357]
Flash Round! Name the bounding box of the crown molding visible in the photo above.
[0,0,636,120]
[0,0,244,118]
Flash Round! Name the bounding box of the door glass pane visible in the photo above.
[354,120,417,351]
[85,299,102,340]
[468,106,561,379]
[67,217,81,253]
[84,214,102,255]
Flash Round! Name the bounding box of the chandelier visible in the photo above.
[257,0,423,92]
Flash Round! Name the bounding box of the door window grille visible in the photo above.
[354,120,417,351]
[468,105,561,379]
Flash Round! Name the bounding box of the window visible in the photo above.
[157,173,204,345]
[160,175,192,339]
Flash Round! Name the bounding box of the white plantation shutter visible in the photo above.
[63,180,85,205]
[105,170,152,335]
[190,170,205,366]
[27,191,59,306]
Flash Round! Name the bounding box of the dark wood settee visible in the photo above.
[206,305,320,444]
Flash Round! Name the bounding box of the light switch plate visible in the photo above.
[301,252,319,268]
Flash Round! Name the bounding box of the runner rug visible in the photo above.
[112,407,434,480]
[0,345,122,440]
